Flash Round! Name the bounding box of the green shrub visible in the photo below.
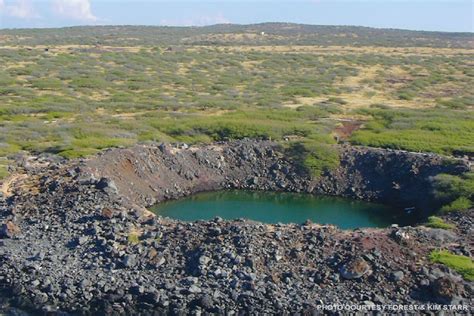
[397,91,415,100]
[440,197,472,213]
[0,164,9,179]
[351,108,474,155]
[30,78,63,90]
[59,148,99,159]
[70,77,108,89]
[285,141,340,178]
[72,136,135,150]
[44,111,72,120]
[433,173,474,212]
[127,232,140,244]
[436,97,472,110]
[429,250,474,281]
[0,143,21,157]
[425,216,455,229]
[281,86,316,97]
[137,130,175,142]
[327,97,347,105]
[433,173,474,200]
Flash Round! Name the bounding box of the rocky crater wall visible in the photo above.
[80,140,470,214]
[0,140,472,314]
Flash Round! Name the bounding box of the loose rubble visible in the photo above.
[0,140,472,314]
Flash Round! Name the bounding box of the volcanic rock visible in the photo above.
[432,276,465,304]
[0,221,21,238]
[339,257,372,279]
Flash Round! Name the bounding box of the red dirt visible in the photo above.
[334,120,363,141]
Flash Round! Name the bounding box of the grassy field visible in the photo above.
[0,24,473,209]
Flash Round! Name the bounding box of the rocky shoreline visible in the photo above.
[0,140,472,314]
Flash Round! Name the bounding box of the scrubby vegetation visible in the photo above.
[1,24,472,48]
[127,232,140,245]
[284,141,340,177]
[425,216,455,230]
[440,197,472,213]
[433,173,474,213]
[350,108,474,156]
[0,24,472,187]
[429,250,474,281]
[0,162,9,179]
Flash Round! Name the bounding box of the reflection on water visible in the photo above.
[150,190,411,229]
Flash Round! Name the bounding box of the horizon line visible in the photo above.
[1,22,473,34]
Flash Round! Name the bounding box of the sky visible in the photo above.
[0,0,472,32]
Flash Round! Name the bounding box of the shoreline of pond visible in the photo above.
[0,140,472,314]
[150,189,412,228]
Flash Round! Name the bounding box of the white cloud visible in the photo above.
[53,0,97,22]
[1,0,39,19]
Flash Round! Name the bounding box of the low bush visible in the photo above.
[436,97,472,110]
[429,250,474,281]
[440,197,472,213]
[30,78,64,90]
[351,108,474,155]
[73,136,134,150]
[0,164,9,179]
[285,141,340,178]
[425,216,454,229]
[127,232,140,245]
[59,148,99,159]
[70,77,109,89]
[433,172,474,212]
[0,143,21,157]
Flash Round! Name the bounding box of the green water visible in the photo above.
[151,190,407,228]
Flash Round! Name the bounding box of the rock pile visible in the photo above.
[0,140,471,314]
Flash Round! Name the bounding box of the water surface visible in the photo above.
[151,190,407,228]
